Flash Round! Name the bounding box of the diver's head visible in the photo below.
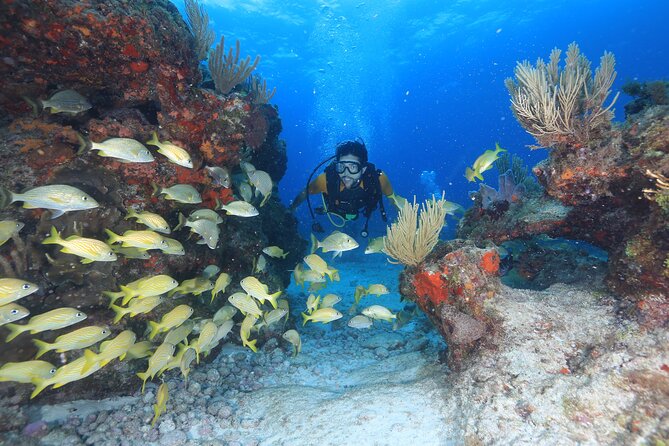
[335,140,368,189]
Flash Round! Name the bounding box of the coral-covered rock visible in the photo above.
[399,240,502,370]
[459,103,669,327]
[0,0,298,407]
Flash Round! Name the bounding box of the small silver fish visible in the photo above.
[185,218,219,249]
[41,90,92,114]
[152,183,202,204]
[205,166,231,188]
[90,138,154,163]
[0,185,99,219]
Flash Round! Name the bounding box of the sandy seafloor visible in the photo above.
[2,252,668,446]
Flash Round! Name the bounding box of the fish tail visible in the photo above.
[0,186,15,209]
[325,268,338,282]
[103,290,124,307]
[119,286,135,305]
[475,170,484,182]
[148,321,161,340]
[32,339,52,359]
[110,305,127,324]
[281,252,289,259]
[146,131,160,147]
[245,339,258,353]
[309,233,319,254]
[136,372,148,393]
[151,182,160,197]
[267,291,282,310]
[21,95,40,116]
[124,208,137,220]
[5,323,27,342]
[104,228,121,245]
[81,349,98,374]
[301,312,310,326]
[75,132,90,155]
[495,142,506,153]
[30,379,49,399]
[174,212,187,231]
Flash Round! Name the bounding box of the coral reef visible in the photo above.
[399,240,501,370]
[461,44,668,326]
[0,0,303,409]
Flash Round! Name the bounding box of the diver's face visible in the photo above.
[337,154,366,189]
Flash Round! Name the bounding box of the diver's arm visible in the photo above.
[379,172,406,210]
[290,173,327,210]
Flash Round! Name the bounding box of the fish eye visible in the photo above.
[76,312,83,317]
[161,240,166,245]
[10,309,19,315]
[109,252,114,256]
[82,196,88,201]
[49,368,57,374]
[102,329,108,334]
[22,283,31,290]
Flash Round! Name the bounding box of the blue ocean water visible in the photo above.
[175,0,668,237]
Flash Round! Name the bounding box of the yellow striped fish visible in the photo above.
[105,229,166,250]
[82,330,136,372]
[33,326,110,359]
[31,356,102,399]
[5,308,86,342]
[42,226,117,264]
[0,360,56,384]
[240,276,281,309]
[125,209,170,234]
[0,278,39,306]
[147,305,193,340]
[0,302,30,326]
[228,292,263,317]
[137,342,175,392]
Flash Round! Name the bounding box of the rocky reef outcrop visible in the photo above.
[459,92,669,328]
[0,0,304,408]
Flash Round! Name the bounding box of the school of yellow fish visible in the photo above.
[0,110,410,427]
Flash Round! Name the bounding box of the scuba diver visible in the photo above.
[289,138,405,237]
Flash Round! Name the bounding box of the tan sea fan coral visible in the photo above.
[505,42,619,149]
[385,193,448,267]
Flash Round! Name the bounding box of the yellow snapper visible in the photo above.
[210,273,231,304]
[365,284,390,297]
[137,342,175,392]
[364,237,386,255]
[217,200,259,217]
[310,231,359,258]
[0,278,39,306]
[31,356,102,399]
[320,293,341,308]
[192,321,217,363]
[301,269,327,285]
[301,307,342,326]
[164,319,195,345]
[42,226,117,264]
[160,237,185,255]
[240,314,258,353]
[348,315,373,330]
[110,275,178,306]
[105,229,167,251]
[40,89,91,114]
[262,246,289,259]
[465,142,506,182]
[0,360,56,384]
[303,254,338,281]
[247,169,273,206]
[148,305,193,340]
[151,382,169,427]
[441,200,464,216]
[152,183,202,204]
[212,305,237,324]
[82,330,136,372]
[111,246,152,260]
[5,308,86,342]
[292,263,305,287]
[362,305,397,322]
[126,341,154,360]
[188,208,223,224]
[228,292,263,317]
[0,184,99,219]
[262,308,287,328]
[205,165,231,188]
[354,285,367,305]
[179,347,197,381]
[33,325,110,359]
[110,295,163,323]
[90,138,154,163]
[146,132,193,168]
[0,220,24,246]
[282,329,301,357]
[240,276,282,309]
[167,277,214,298]
[0,302,30,326]
[125,209,170,234]
[185,218,219,249]
[306,294,320,314]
